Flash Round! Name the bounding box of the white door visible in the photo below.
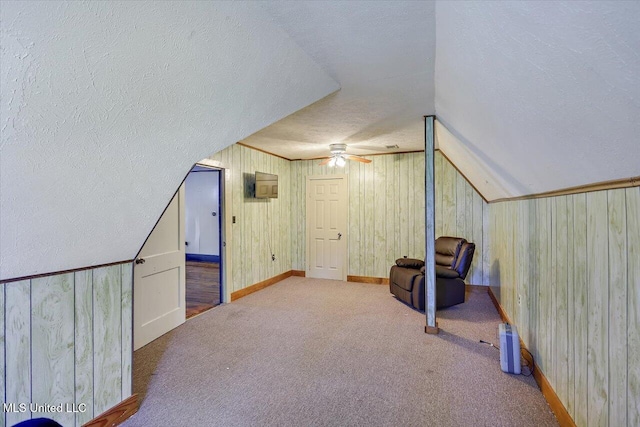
[306,175,348,280]
[134,185,186,350]
[185,170,220,256]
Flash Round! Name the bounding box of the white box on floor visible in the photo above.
[498,323,521,374]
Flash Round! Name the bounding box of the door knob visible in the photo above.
[135,258,146,265]
[212,212,217,216]
[338,233,342,240]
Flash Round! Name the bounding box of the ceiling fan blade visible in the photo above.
[345,154,372,164]
[318,157,332,166]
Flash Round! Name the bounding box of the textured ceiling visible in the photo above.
[241,1,436,160]
[435,1,640,198]
[242,1,639,200]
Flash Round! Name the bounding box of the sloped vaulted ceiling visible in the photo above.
[243,0,436,159]
[0,1,338,280]
[435,1,640,200]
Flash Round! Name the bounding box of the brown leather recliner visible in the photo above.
[389,236,476,310]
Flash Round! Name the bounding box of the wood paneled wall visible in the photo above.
[207,144,292,292]
[435,152,489,285]
[208,146,488,286]
[489,187,640,427]
[290,151,488,282]
[290,153,425,278]
[0,263,133,427]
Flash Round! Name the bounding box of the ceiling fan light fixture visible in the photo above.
[328,157,337,167]
[336,156,346,167]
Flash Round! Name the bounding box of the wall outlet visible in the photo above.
[518,294,522,306]
[271,254,276,261]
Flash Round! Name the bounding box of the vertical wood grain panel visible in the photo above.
[399,154,409,258]
[538,198,550,376]
[546,198,555,386]
[442,158,456,236]
[566,195,576,419]
[405,155,415,258]
[385,155,396,274]
[93,266,122,415]
[514,200,532,343]
[416,153,426,260]
[626,187,640,427]
[607,189,627,427]
[392,156,401,265]
[435,152,443,237]
[374,156,386,277]
[555,196,569,406]
[607,189,628,426]
[549,198,557,391]
[74,270,94,426]
[348,160,359,274]
[365,158,375,276]
[483,201,490,286]
[471,191,483,284]
[232,144,243,290]
[586,190,609,426]
[456,173,466,239]
[121,263,133,399]
[31,274,75,426]
[5,280,31,426]
[573,193,588,427]
[464,182,474,280]
[527,199,540,361]
[291,161,300,270]
[240,145,249,287]
[248,148,258,285]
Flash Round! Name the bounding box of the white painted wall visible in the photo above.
[0,1,339,280]
[185,171,220,256]
[435,1,640,200]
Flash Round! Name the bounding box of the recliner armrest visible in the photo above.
[435,265,460,279]
[395,258,424,269]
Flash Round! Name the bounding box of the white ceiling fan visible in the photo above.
[318,143,372,167]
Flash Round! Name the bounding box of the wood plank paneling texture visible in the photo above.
[31,274,75,426]
[290,151,488,282]
[208,144,293,292]
[5,280,31,427]
[1,264,133,427]
[489,187,639,427]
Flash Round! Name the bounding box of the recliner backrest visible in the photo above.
[435,237,465,268]
[453,242,476,279]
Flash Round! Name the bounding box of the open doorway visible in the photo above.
[184,165,223,318]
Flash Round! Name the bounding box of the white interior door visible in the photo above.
[306,175,348,280]
[134,185,186,350]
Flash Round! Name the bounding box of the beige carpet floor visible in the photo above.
[123,277,558,427]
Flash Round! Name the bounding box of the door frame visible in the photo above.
[195,160,231,304]
[188,163,226,304]
[305,174,349,281]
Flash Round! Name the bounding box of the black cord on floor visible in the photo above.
[520,348,535,377]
